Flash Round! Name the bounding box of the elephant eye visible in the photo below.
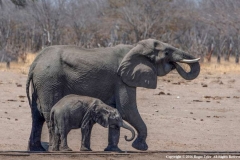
[103,110,109,114]
[165,48,174,56]
[147,54,156,62]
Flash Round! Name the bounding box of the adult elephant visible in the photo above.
[26,39,200,151]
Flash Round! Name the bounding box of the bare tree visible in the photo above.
[117,0,173,42]
[0,0,239,63]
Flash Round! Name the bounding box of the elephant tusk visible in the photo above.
[179,58,200,64]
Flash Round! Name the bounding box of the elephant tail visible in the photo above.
[50,109,58,135]
[26,69,33,108]
[26,61,37,108]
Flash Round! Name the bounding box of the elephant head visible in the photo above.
[117,39,200,89]
[90,101,135,141]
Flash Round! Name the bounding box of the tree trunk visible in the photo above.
[236,53,239,64]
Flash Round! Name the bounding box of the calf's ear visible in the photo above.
[96,109,110,128]
[81,111,91,129]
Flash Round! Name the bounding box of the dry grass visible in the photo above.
[200,57,240,74]
[0,54,240,75]
[0,53,37,75]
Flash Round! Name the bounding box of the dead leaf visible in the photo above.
[154,91,165,95]
[172,82,181,85]
[18,95,26,99]
[204,96,212,98]
[7,99,17,102]
[16,83,22,87]
[193,100,203,102]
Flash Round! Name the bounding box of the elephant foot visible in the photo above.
[48,145,59,152]
[48,145,53,151]
[60,146,72,151]
[132,138,148,151]
[80,146,92,151]
[104,145,122,152]
[49,146,59,151]
[28,143,46,151]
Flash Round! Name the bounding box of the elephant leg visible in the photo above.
[39,111,53,151]
[116,83,148,151]
[124,109,148,151]
[52,132,60,151]
[104,125,121,152]
[28,93,45,151]
[59,129,72,151]
[38,85,64,151]
[80,123,93,151]
[46,121,54,151]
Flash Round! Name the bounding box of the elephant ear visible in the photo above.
[81,101,97,129]
[91,104,110,128]
[117,44,157,89]
[81,111,91,129]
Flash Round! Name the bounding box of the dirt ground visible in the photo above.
[0,57,240,159]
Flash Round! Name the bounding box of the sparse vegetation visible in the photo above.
[0,0,239,64]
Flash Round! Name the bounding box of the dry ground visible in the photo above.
[0,56,240,159]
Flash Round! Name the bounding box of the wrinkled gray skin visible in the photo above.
[50,95,135,151]
[26,39,200,151]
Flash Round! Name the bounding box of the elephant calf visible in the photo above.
[49,94,135,151]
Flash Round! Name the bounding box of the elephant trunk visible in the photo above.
[122,121,135,141]
[172,52,200,80]
[174,62,200,80]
